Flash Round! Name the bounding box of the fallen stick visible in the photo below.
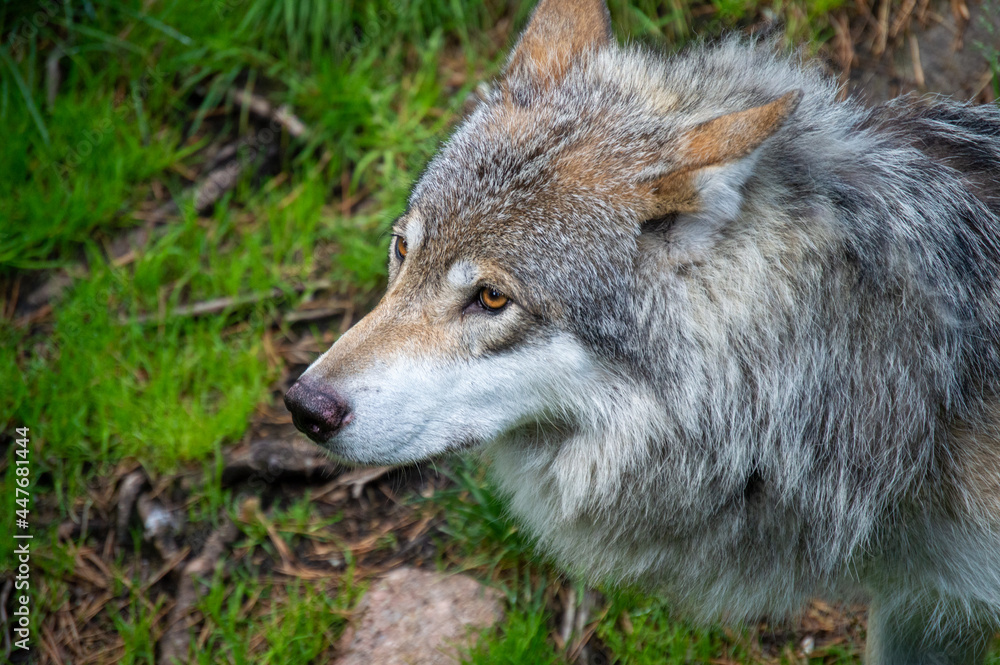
[311,465,394,502]
[221,436,340,486]
[121,280,334,325]
[230,89,308,139]
[116,469,148,545]
[283,302,352,324]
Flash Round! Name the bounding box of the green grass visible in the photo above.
[973,0,1000,101]
[192,567,360,664]
[112,584,167,665]
[0,0,496,269]
[597,589,755,665]
[1,0,488,489]
[464,606,563,665]
[431,458,545,573]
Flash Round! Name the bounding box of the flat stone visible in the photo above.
[335,567,504,665]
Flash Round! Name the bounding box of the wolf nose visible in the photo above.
[284,378,352,443]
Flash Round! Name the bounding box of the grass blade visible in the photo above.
[104,0,194,45]
[0,45,49,146]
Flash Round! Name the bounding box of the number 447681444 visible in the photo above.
[14,427,30,521]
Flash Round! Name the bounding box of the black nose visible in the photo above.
[284,378,352,443]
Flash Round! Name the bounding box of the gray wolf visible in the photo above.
[284,1,1000,662]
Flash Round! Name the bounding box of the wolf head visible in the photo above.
[285,0,804,467]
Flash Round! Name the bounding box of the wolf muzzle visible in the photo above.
[284,378,352,443]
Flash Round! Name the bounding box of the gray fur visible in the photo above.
[291,25,1000,665]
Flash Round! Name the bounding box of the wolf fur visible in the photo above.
[284,1,1000,662]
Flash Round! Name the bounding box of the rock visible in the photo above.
[335,567,504,665]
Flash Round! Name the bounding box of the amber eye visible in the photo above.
[479,286,509,311]
[394,236,408,261]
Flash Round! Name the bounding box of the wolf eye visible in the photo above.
[394,236,408,261]
[479,286,509,311]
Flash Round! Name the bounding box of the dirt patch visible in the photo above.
[838,0,998,104]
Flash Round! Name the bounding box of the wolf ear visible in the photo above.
[643,90,802,261]
[678,90,802,173]
[506,0,613,83]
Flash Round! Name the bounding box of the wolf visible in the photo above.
[284,0,1000,662]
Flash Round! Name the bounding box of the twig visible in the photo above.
[116,470,148,545]
[133,289,282,324]
[79,641,126,665]
[890,0,918,38]
[873,0,891,56]
[909,34,925,88]
[619,611,634,635]
[46,47,63,111]
[191,152,256,212]
[14,304,52,329]
[312,466,395,502]
[3,273,21,320]
[221,437,339,486]
[25,271,73,309]
[230,89,308,138]
[240,497,295,567]
[889,0,917,39]
[283,301,353,323]
[57,517,109,542]
[140,136,274,224]
[917,0,931,23]
[79,591,114,625]
[974,70,995,102]
[832,12,855,98]
[949,0,970,51]
[121,280,333,325]
[58,608,83,659]
[559,587,577,650]
[40,622,65,665]
[854,0,878,30]
[567,590,604,663]
[342,466,394,499]
[142,546,192,592]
